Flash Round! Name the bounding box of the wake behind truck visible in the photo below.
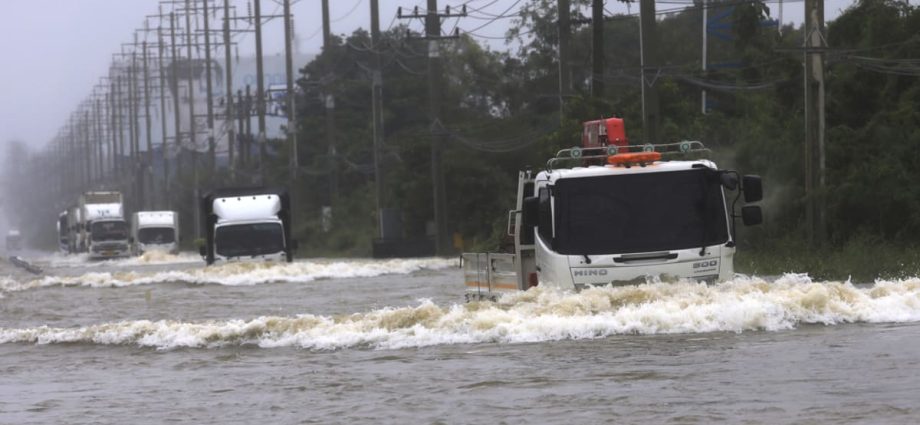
[463,118,763,300]
[199,188,296,265]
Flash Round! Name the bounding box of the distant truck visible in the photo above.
[5,230,22,252]
[462,119,763,300]
[79,191,130,259]
[131,211,179,255]
[57,211,69,253]
[199,188,296,265]
[66,205,84,253]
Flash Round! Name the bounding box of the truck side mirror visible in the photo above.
[198,246,207,257]
[742,205,763,226]
[743,175,763,203]
[522,196,538,230]
[720,172,738,190]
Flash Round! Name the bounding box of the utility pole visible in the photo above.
[143,40,153,210]
[184,0,201,239]
[639,0,660,143]
[558,0,572,111]
[701,0,708,114]
[284,0,297,183]
[202,0,217,180]
[322,0,338,206]
[591,0,604,98]
[94,97,104,182]
[114,74,125,178]
[223,0,236,182]
[254,0,267,184]
[108,81,117,177]
[170,11,182,203]
[398,1,466,255]
[157,16,170,206]
[371,0,386,239]
[804,0,826,245]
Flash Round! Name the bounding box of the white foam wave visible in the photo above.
[0,257,458,292]
[42,251,202,269]
[4,275,920,350]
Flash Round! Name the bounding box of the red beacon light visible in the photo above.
[607,151,661,167]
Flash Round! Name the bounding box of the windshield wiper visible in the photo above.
[582,254,592,264]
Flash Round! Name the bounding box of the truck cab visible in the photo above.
[57,211,69,253]
[200,188,296,265]
[463,141,763,300]
[131,211,179,255]
[5,230,22,252]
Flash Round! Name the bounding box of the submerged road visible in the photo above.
[1,252,919,424]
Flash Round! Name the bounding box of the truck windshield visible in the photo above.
[91,221,128,242]
[215,223,284,257]
[552,168,729,255]
[138,227,175,244]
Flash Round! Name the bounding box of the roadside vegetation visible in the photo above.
[3,0,918,281]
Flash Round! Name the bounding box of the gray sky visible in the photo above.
[0,0,855,152]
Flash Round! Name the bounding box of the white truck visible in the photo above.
[131,211,179,255]
[79,191,130,259]
[66,205,83,253]
[57,211,69,253]
[5,229,22,252]
[462,136,763,301]
[199,188,297,265]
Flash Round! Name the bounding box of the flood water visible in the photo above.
[2,252,920,424]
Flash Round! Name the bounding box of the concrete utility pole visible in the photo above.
[108,82,117,177]
[371,0,386,239]
[223,0,236,182]
[322,0,338,206]
[254,0,268,184]
[284,0,298,183]
[639,0,660,143]
[804,0,826,245]
[95,98,104,181]
[184,0,201,239]
[200,0,216,180]
[143,41,153,210]
[701,0,708,114]
[114,74,125,177]
[558,0,572,109]
[398,1,466,255]
[170,12,182,199]
[157,17,171,206]
[591,0,604,98]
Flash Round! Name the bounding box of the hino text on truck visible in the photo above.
[80,191,130,259]
[199,188,296,265]
[462,118,764,301]
[131,211,180,255]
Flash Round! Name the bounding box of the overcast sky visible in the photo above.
[0,0,855,152]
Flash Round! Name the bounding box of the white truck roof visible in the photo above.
[538,159,717,183]
[212,194,281,223]
[134,211,177,227]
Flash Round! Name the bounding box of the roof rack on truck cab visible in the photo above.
[546,140,710,171]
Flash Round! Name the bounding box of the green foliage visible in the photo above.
[267,0,920,281]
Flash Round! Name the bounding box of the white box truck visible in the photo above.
[79,191,130,259]
[131,211,179,255]
[199,188,296,265]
